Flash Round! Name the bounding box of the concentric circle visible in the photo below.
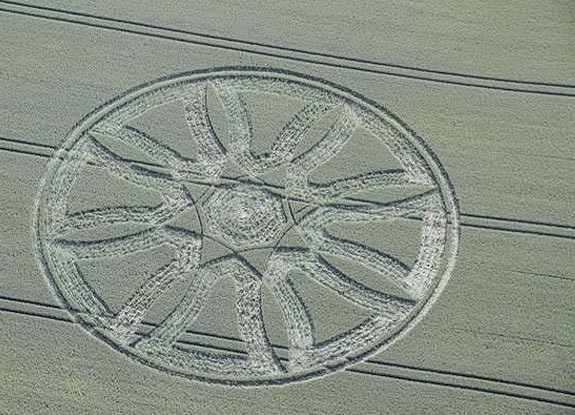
[203,186,287,249]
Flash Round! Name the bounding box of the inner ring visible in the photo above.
[202,185,289,249]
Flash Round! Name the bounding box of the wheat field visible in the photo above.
[0,1,573,414]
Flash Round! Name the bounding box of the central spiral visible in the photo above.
[202,186,288,249]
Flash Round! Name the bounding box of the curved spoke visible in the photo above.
[212,257,282,373]
[264,252,316,363]
[350,189,443,219]
[137,266,218,348]
[62,206,161,232]
[84,137,177,192]
[297,190,443,297]
[55,137,193,235]
[305,230,411,293]
[137,256,282,374]
[263,248,416,370]
[212,83,334,175]
[301,250,414,313]
[267,102,333,168]
[286,104,359,194]
[212,84,267,176]
[91,125,201,174]
[404,212,447,298]
[54,225,202,345]
[51,253,113,326]
[302,169,416,200]
[271,249,413,314]
[55,226,198,260]
[183,85,228,178]
[295,314,407,369]
[141,345,253,376]
[291,104,359,172]
[49,146,91,225]
[303,190,442,225]
[358,111,434,185]
[56,187,192,234]
[211,85,253,155]
[235,274,283,373]
[108,233,202,344]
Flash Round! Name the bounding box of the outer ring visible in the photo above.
[34,67,460,386]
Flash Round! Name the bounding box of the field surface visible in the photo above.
[0,1,574,414]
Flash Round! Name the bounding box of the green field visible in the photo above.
[0,1,573,414]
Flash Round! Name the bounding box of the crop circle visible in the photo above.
[35,68,459,385]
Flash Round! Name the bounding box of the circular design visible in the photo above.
[35,68,459,386]
[203,186,287,249]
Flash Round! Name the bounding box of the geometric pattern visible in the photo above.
[34,68,459,385]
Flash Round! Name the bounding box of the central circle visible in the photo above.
[237,206,250,220]
[202,186,288,249]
